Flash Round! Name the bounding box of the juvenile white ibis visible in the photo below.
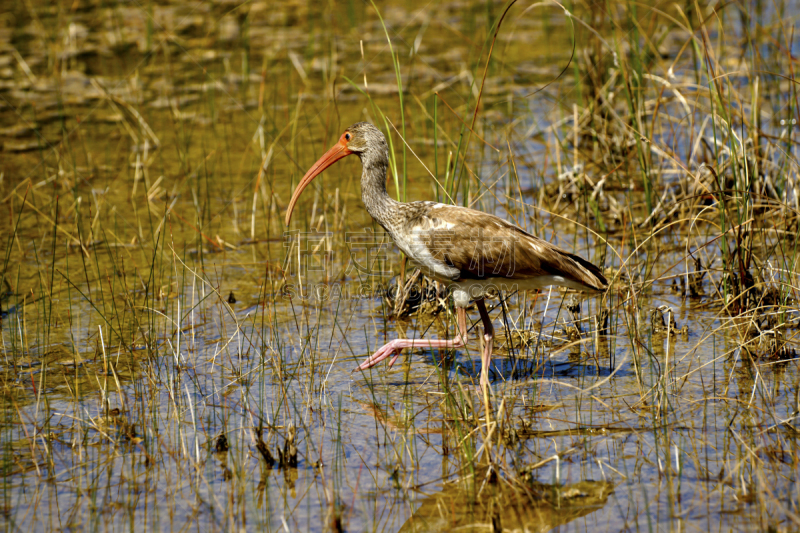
[285,122,607,388]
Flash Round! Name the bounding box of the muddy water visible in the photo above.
[1,0,799,531]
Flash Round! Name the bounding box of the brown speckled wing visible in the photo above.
[404,204,607,291]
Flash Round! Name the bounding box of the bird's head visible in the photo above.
[284,122,386,226]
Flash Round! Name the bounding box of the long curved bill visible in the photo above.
[285,140,352,226]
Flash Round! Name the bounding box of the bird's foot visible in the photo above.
[354,339,408,372]
[354,337,466,373]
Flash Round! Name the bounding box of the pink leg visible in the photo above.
[356,307,468,372]
[476,299,495,389]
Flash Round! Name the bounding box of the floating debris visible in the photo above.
[255,427,274,468]
[688,255,706,297]
[596,308,610,335]
[650,306,689,336]
[215,433,229,454]
[398,477,615,532]
[383,269,447,319]
[278,425,298,468]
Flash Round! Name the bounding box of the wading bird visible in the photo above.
[285,122,607,389]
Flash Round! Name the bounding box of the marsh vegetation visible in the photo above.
[0,0,799,530]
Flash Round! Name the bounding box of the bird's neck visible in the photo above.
[361,160,400,230]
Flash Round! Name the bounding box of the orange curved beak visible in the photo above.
[285,139,352,226]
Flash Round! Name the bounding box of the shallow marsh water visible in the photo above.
[0,0,799,531]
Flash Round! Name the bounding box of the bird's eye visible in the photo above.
[345,133,351,141]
